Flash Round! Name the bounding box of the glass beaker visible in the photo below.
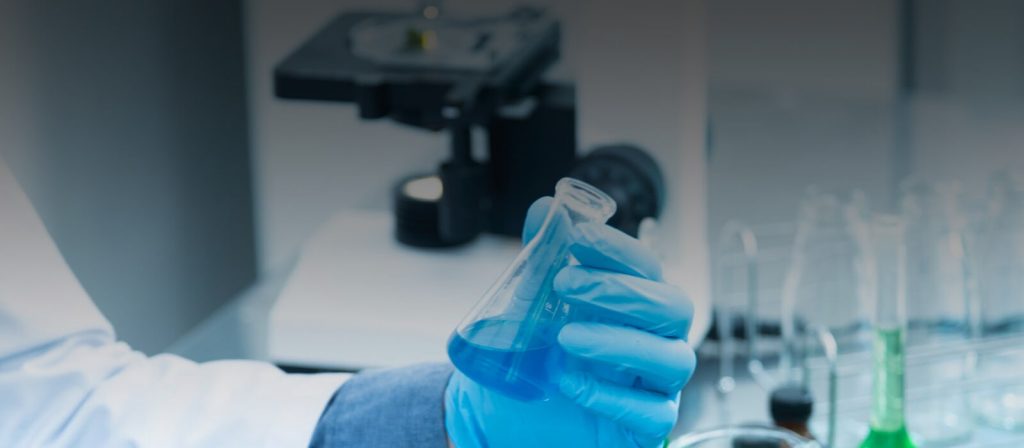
[900,178,973,444]
[781,189,872,384]
[447,177,617,401]
[670,425,821,448]
[972,172,1024,431]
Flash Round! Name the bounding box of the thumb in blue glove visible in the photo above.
[445,197,697,448]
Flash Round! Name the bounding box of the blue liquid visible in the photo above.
[447,318,562,401]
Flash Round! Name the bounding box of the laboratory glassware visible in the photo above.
[859,215,916,448]
[899,179,974,444]
[781,189,872,385]
[670,425,821,448]
[712,222,759,398]
[973,172,1024,431]
[770,383,816,441]
[447,177,616,401]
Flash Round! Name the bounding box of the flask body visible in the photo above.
[447,178,617,401]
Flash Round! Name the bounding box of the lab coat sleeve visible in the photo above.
[0,159,349,447]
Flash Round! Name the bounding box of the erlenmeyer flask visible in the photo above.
[973,172,1024,431]
[781,189,872,382]
[447,178,617,401]
[900,179,973,444]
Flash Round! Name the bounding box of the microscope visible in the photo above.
[275,4,665,247]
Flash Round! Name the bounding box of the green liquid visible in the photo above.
[860,427,915,448]
[859,326,916,448]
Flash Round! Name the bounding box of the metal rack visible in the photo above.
[709,220,1024,447]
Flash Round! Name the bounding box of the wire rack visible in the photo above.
[709,219,1024,447]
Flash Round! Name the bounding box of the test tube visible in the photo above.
[860,215,916,448]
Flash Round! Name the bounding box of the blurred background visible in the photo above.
[2,1,1024,444]
[4,0,1021,351]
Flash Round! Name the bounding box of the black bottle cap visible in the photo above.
[732,436,781,448]
[769,383,814,424]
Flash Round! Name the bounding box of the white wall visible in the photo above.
[705,0,1024,235]
[574,0,710,306]
[706,0,901,233]
[710,0,899,99]
[909,0,1024,196]
[0,0,256,354]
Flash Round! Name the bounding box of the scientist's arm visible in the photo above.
[308,198,696,448]
[0,161,349,447]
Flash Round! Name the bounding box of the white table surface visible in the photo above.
[268,210,711,370]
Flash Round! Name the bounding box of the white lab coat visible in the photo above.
[0,159,350,447]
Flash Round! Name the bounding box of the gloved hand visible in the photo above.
[444,197,697,448]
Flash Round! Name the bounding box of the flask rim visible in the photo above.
[554,178,617,222]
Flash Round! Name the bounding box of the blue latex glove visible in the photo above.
[445,197,697,448]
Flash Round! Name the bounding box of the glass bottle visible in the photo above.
[972,172,1024,431]
[899,179,973,444]
[859,215,916,448]
[781,189,872,383]
[447,178,617,401]
[770,383,816,441]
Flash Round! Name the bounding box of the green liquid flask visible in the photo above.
[860,216,916,448]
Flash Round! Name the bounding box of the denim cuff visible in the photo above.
[310,363,454,448]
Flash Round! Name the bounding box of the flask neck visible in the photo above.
[524,178,616,250]
[552,178,617,227]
